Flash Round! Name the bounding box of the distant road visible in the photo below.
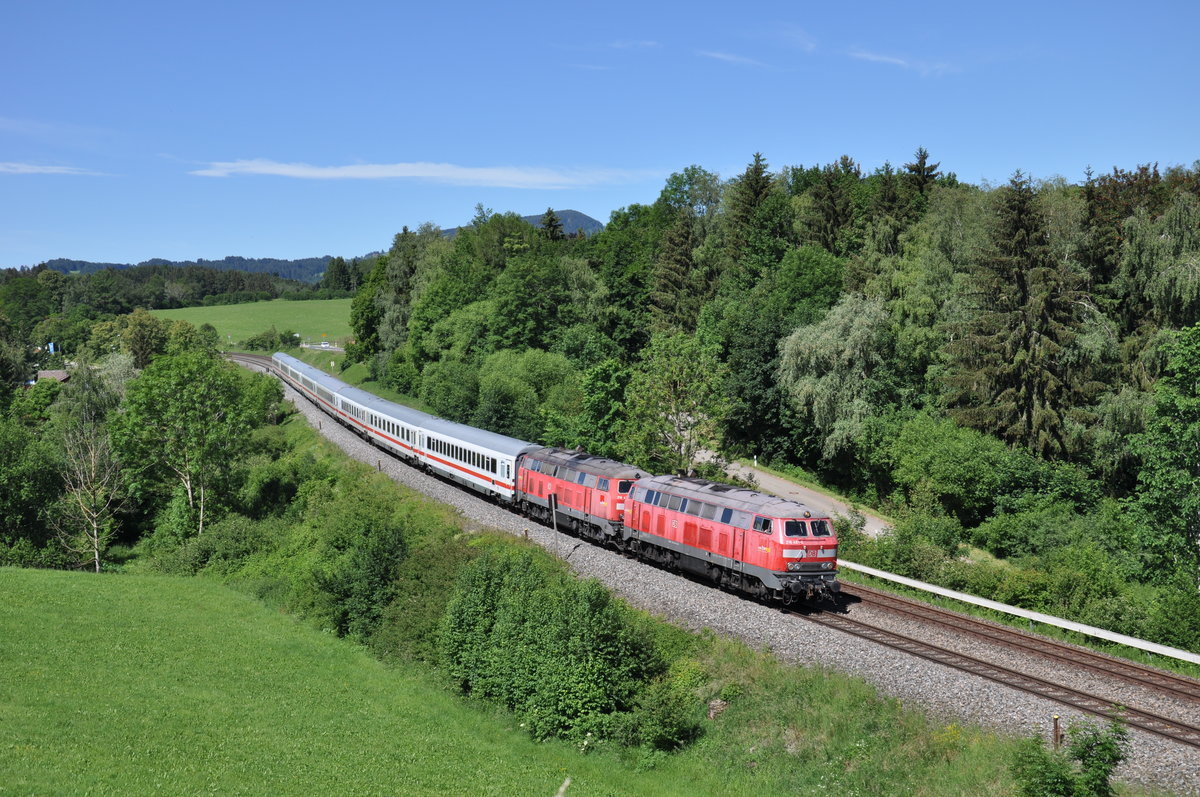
[732,461,890,537]
[698,451,890,537]
[300,343,345,353]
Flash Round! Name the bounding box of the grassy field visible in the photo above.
[150,298,352,346]
[0,567,748,796]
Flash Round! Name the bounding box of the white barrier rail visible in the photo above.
[839,560,1200,666]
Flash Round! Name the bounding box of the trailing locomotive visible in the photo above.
[268,352,838,601]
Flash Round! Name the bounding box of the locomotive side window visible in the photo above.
[753,516,772,533]
[576,471,587,485]
[618,480,634,494]
[720,508,733,524]
[598,478,610,491]
[810,519,832,537]
[699,503,717,520]
[667,494,683,511]
[785,520,808,537]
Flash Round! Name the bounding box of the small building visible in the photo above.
[36,370,71,384]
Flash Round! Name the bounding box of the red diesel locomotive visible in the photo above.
[515,447,647,544]
[624,475,838,601]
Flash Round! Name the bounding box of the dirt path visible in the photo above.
[720,458,891,537]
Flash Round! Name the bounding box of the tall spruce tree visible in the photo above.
[945,172,1096,459]
[539,207,565,241]
[649,210,701,332]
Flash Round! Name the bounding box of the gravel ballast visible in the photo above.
[264,371,1200,796]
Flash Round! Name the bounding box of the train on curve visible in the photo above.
[268,352,839,602]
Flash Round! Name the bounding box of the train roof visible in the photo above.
[635,474,822,519]
[336,383,436,427]
[421,414,540,457]
[524,447,647,480]
[272,352,538,458]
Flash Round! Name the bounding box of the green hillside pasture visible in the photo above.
[0,568,698,796]
[150,298,352,346]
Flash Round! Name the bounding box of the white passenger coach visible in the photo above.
[271,352,539,501]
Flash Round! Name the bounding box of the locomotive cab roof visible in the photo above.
[635,474,822,520]
[524,447,647,480]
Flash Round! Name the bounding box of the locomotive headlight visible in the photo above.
[786,562,803,572]
[820,562,833,570]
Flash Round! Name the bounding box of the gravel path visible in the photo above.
[264,370,1200,795]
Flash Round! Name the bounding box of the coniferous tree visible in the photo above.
[539,208,564,242]
[648,210,701,332]
[904,147,941,197]
[945,172,1097,459]
[725,153,775,257]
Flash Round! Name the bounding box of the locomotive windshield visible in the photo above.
[809,519,832,537]
[618,480,634,494]
[784,520,808,537]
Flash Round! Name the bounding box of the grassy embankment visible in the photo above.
[150,298,353,348]
[1,567,704,796]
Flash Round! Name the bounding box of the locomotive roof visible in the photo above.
[525,447,647,479]
[274,352,538,458]
[637,474,822,519]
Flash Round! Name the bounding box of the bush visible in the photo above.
[440,547,670,744]
[418,360,479,423]
[1009,719,1128,797]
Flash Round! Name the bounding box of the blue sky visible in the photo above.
[3,0,1197,268]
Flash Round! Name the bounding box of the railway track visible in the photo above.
[842,583,1200,703]
[789,588,1200,750]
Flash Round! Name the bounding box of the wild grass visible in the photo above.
[150,298,352,346]
[0,568,723,796]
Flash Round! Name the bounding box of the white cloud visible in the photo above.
[190,159,651,189]
[0,162,102,175]
[697,50,768,67]
[848,49,955,77]
[775,25,817,53]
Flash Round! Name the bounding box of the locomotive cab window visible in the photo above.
[810,519,832,537]
[618,480,634,494]
[785,520,808,537]
[753,516,773,534]
[598,478,610,491]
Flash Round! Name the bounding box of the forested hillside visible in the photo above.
[43,254,336,283]
[343,153,1200,652]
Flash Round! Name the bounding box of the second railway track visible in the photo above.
[790,586,1200,751]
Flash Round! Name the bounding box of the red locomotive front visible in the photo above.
[626,475,838,601]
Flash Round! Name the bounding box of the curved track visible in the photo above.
[842,583,1200,702]
[793,589,1200,750]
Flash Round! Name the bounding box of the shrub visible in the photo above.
[440,547,670,744]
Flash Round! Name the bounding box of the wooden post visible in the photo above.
[1052,715,1062,749]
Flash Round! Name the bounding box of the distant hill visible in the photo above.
[45,255,333,284]
[41,209,604,283]
[442,209,605,239]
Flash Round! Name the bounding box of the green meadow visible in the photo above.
[150,298,352,346]
[0,568,719,796]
